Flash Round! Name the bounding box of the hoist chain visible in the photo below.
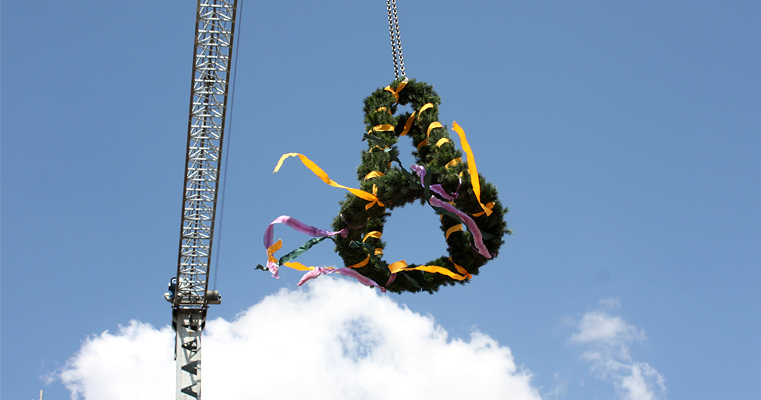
[386,0,406,80]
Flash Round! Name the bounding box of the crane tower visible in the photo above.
[167,1,238,399]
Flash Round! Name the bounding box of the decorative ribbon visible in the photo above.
[282,261,313,271]
[274,153,384,210]
[374,107,393,116]
[418,103,434,121]
[296,266,386,292]
[427,121,443,137]
[364,171,385,180]
[445,158,462,168]
[349,255,370,269]
[412,164,455,201]
[429,196,492,259]
[430,183,458,201]
[384,78,408,102]
[363,231,383,241]
[409,165,490,258]
[278,237,332,267]
[263,215,348,278]
[266,239,283,275]
[367,185,383,210]
[472,202,495,217]
[445,224,463,239]
[452,122,492,216]
[360,231,384,260]
[260,216,384,290]
[400,112,416,136]
[371,124,395,133]
[449,257,472,279]
[387,260,469,281]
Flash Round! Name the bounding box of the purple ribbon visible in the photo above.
[411,164,460,201]
[428,196,492,259]
[411,165,490,258]
[297,266,386,292]
[411,164,426,178]
[430,184,455,201]
[263,215,348,278]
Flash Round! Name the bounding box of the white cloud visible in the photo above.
[570,299,666,400]
[58,321,175,399]
[59,277,541,400]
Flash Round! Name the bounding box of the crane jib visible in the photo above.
[169,1,238,400]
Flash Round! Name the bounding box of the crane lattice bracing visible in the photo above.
[172,1,238,399]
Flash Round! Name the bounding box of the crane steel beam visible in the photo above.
[172,1,238,399]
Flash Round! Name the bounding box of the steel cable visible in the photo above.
[386,0,406,79]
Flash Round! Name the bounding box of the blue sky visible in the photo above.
[2,1,760,399]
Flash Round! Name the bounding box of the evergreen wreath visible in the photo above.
[330,78,510,294]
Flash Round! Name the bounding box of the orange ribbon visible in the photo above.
[388,260,470,281]
[274,153,384,210]
[400,112,416,136]
[383,79,408,103]
[427,121,443,137]
[418,103,434,121]
[452,122,492,216]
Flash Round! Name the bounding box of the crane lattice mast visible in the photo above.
[169,1,238,399]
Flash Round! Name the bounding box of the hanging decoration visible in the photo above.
[256,79,510,294]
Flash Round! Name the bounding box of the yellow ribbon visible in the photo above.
[416,139,429,150]
[282,261,314,271]
[472,202,495,217]
[388,260,469,281]
[418,103,434,121]
[384,79,408,102]
[365,185,384,210]
[445,224,463,240]
[274,153,384,209]
[267,239,283,264]
[452,122,492,216]
[284,262,381,276]
[436,138,451,147]
[449,257,472,280]
[363,231,382,242]
[388,260,409,274]
[400,112,416,136]
[362,231,383,256]
[349,255,370,269]
[427,121,443,137]
[445,158,462,168]
[364,171,385,180]
[371,124,395,133]
[374,107,393,116]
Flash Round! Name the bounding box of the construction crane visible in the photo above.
[164,1,239,399]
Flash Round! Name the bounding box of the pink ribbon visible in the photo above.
[335,268,386,292]
[411,164,460,201]
[296,266,332,286]
[410,165,490,258]
[428,196,492,259]
[410,164,426,178]
[430,184,457,201]
[297,266,386,292]
[263,215,348,278]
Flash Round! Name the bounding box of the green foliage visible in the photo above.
[331,79,510,294]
